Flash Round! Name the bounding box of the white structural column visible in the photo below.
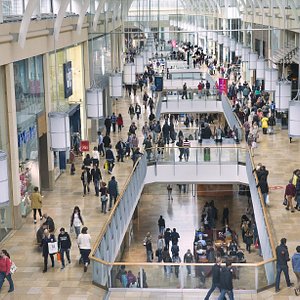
[77,0,90,35]
[18,0,40,48]
[54,0,71,41]
[5,64,21,211]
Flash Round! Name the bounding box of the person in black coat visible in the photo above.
[218,261,234,300]
[91,164,102,196]
[162,121,170,145]
[58,228,72,269]
[40,229,56,273]
[81,167,92,196]
[204,257,222,300]
[42,213,55,233]
[275,238,293,292]
[104,116,112,136]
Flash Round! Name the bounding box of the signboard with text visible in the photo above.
[218,78,228,95]
[80,140,89,152]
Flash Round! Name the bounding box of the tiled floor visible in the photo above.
[0,65,300,300]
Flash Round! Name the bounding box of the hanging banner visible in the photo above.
[219,78,228,95]
[80,140,89,152]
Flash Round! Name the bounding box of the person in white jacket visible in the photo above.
[77,227,91,272]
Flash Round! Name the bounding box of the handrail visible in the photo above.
[91,255,275,268]
[248,146,276,257]
[90,155,143,258]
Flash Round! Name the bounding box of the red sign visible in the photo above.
[218,78,228,95]
[80,140,89,152]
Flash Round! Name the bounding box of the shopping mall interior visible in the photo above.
[0,0,299,299]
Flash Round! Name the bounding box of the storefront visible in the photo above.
[14,55,46,216]
[0,66,13,239]
[49,45,84,179]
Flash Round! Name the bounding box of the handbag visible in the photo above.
[101,195,107,202]
[10,261,17,274]
[265,194,270,206]
[48,241,58,254]
[283,196,287,206]
[57,252,61,262]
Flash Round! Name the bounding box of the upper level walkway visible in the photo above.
[0,72,299,300]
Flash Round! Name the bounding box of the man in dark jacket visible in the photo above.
[58,228,72,269]
[162,121,170,145]
[108,176,119,210]
[91,164,102,196]
[204,257,222,299]
[104,116,111,136]
[40,229,56,273]
[170,228,180,245]
[105,145,115,174]
[275,238,293,292]
[218,261,234,300]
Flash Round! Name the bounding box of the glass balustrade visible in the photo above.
[94,261,270,291]
[146,145,246,166]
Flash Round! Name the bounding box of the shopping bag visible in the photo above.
[104,161,108,171]
[283,196,287,206]
[48,241,58,254]
[57,252,61,262]
[10,262,17,274]
[265,195,270,206]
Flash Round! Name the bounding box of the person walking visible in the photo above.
[30,186,43,224]
[143,232,153,262]
[100,182,109,214]
[1,250,14,293]
[111,112,117,133]
[97,131,105,157]
[115,138,126,162]
[91,164,102,197]
[158,215,166,235]
[116,113,124,132]
[105,145,115,174]
[285,179,296,212]
[183,137,191,162]
[40,229,56,273]
[164,228,171,250]
[170,228,180,246]
[292,246,300,296]
[218,260,234,300]
[104,115,112,136]
[275,238,293,292]
[57,227,72,269]
[108,176,119,211]
[70,206,84,238]
[167,184,173,200]
[81,167,92,197]
[204,257,222,299]
[156,234,165,262]
[183,249,194,276]
[0,250,12,292]
[128,104,135,121]
[77,227,91,272]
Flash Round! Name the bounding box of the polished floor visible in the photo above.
[1,65,300,299]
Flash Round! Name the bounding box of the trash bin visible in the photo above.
[204,147,210,162]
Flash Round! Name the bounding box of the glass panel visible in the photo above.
[14,55,45,215]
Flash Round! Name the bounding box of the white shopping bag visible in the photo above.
[48,241,58,254]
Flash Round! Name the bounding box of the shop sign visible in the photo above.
[80,140,89,152]
[218,78,228,95]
